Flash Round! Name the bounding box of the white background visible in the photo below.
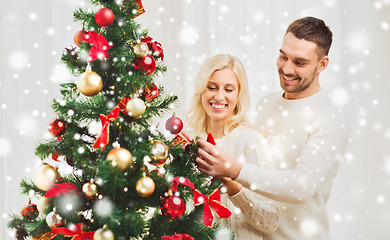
[1,0,390,239]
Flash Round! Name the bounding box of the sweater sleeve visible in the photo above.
[236,110,350,204]
[228,187,280,234]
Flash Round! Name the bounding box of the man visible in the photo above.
[196,16,350,240]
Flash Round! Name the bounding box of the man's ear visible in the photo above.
[318,55,329,73]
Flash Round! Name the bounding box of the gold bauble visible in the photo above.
[46,209,62,228]
[37,197,51,214]
[76,65,103,96]
[150,140,169,165]
[136,176,155,197]
[33,164,61,191]
[106,147,133,171]
[94,225,114,240]
[82,181,98,198]
[125,97,146,118]
[133,42,149,57]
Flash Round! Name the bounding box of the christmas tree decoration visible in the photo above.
[150,140,169,165]
[206,132,216,145]
[132,55,156,76]
[106,146,133,171]
[82,180,98,198]
[52,223,95,239]
[76,64,103,96]
[92,105,120,151]
[48,118,67,137]
[136,176,155,197]
[95,8,115,27]
[160,195,186,219]
[81,31,113,62]
[37,197,51,214]
[165,115,183,135]
[33,164,61,191]
[32,232,57,240]
[126,97,146,118]
[21,200,39,220]
[194,189,231,227]
[46,208,63,228]
[74,30,87,47]
[141,36,164,60]
[93,225,114,240]
[142,83,160,102]
[133,41,149,57]
[44,182,79,198]
[161,234,194,240]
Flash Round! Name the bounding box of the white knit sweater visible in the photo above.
[212,124,280,240]
[237,90,350,240]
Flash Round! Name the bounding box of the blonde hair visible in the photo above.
[186,54,250,136]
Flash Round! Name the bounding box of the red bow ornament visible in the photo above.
[45,182,79,198]
[194,189,231,227]
[161,234,194,240]
[92,106,120,151]
[82,31,113,62]
[52,223,95,240]
[141,37,164,61]
[171,176,194,192]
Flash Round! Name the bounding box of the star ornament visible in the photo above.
[82,31,113,62]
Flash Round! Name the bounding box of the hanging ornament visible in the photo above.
[74,30,87,47]
[126,97,146,118]
[76,64,103,96]
[46,208,63,228]
[106,146,133,171]
[132,55,156,76]
[149,140,169,165]
[133,41,149,57]
[37,197,51,214]
[21,199,39,220]
[93,225,114,240]
[136,176,155,197]
[82,31,113,62]
[32,232,57,240]
[160,195,186,219]
[82,180,98,198]
[33,164,61,191]
[95,8,114,27]
[165,114,183,135]
[48,119,67,137]
[141,36,164,61]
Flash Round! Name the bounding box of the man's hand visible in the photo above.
[196,138,242,179]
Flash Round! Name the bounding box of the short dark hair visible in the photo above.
[286,16,333,57]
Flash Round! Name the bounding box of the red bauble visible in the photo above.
[160,195,186,219]
[21,201,39,220]
[133,55,156,76]
[165,116,183,134]
[74,30,87,47]
[48,119,67,137]
[95,8,114,27]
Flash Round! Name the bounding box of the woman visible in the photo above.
[186,54,279,239]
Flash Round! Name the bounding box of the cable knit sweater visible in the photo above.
[211,124,280,240]
[236,90,350,240]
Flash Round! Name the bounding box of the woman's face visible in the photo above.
[200,68,239,125]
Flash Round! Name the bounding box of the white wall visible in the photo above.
[1,0,390,239]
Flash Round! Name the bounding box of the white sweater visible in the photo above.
[212,125,280,240]
[237,90,350,240]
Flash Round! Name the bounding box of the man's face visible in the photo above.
[276,32,328,99]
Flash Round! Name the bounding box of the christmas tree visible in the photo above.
[7,1,232,239]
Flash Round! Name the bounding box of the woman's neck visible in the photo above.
[207,120,227,139]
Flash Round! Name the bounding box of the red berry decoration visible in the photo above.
[74,30,87,47]
[95,8,114,27]
[161,195,186,219]
[165,115,183,135]
[21,200,39,220]
[133,55,156,76]
[48,119,67,137]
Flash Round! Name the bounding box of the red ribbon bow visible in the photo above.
[92,106,120,151]
[194,189,231,227]
[171,176,194,192]
[82,31,113,62]
[45,182,79,198]
[161,234,194,240]
[51,223,95,240]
